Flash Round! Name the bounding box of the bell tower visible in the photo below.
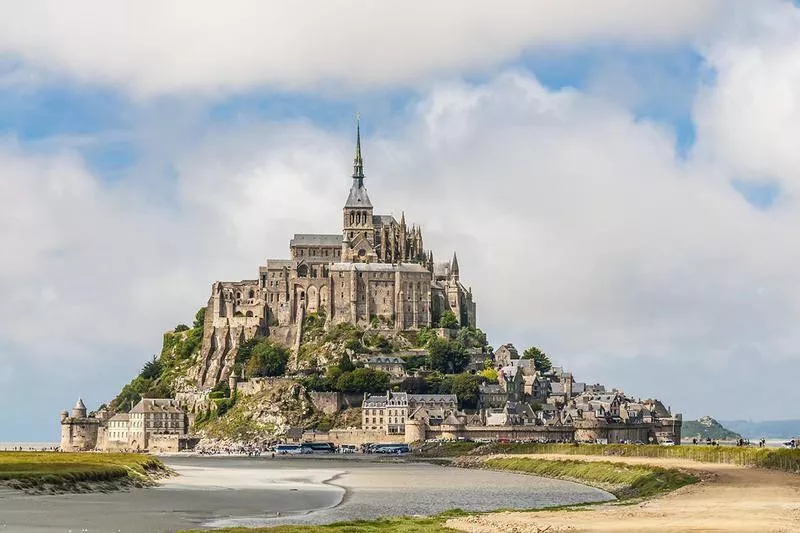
[342,114,377,262]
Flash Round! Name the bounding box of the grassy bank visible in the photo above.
[480,457,696,500]
[472,443,800,473]
[0,451,170,492]
[180,515,460,533]
[415,441,482,458]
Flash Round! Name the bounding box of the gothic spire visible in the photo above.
[352,112,364,182]
[451,251,460,279]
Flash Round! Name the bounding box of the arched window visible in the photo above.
[245,311,254,317]
[248,290,255,299]
[297,264,308,278]
[350,212,355,225]
[357,212,361,225]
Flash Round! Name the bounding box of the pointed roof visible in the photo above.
[352,112,364,180]
[74,398,86,410]
[345,113,372,208]
[451,252,459,274]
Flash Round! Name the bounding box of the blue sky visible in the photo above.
[2,1,800,441]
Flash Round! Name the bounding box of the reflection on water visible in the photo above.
[0,456,613,532]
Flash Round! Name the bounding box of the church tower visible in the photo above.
[342,115,377,263]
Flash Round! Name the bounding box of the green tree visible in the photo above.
[398,377,428,394]
[451,373,482,410]
[193,307,207,329]
[416,326,437,347]
[244,339,289,378]
[335,368,390,393]
[522,346,552,373]
[427,337,469,374]
[456,326,488,348]
[338,354,356,372]
[140,355,162,380]
[235,338,259,367]
[403,353,428,372]
[480,367,499,382]
[437,310,459,329]
[174,324,190,332]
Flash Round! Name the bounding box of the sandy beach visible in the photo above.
[446,453,800,533]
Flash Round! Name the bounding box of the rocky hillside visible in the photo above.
[682,416,742,441]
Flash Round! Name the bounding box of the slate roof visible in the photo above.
[408,394,457,404]
[330,262,429,273]
[345,182,372,208]
[373,214,397,227]
[130,398,183,414]
[365,356,405,365]
[290,234,342,247]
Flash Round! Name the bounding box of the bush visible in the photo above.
[174,324,190,333]
[244,339,289,378]
[437,310,459,329]
[335,368,391,393]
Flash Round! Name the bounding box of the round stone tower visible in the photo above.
[72,398,87,418]
[404,419,426,444]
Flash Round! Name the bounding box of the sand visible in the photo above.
[446,453,800,533]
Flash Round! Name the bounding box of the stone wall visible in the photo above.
[60,419,100,451]
[236,377,296,396]
[301,429,404,445]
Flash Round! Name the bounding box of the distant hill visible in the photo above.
[719,420,800,440]
[682,416,742,441]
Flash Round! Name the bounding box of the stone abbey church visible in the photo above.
[194,119,476,388]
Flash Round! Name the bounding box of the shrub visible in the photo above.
[244,339,289,378]
[437,310,459,329]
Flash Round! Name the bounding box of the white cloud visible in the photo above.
[6,51,800,422]
[9,1,800,433]
[0,0,724,96]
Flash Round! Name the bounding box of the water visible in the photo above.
[0,455,613,532]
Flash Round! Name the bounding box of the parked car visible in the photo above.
[660,439,676,446]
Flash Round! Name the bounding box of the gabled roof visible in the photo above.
[130,398,183,414]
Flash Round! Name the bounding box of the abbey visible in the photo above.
[196,119,476,388]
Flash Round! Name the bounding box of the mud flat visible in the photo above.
[0,455,612,532]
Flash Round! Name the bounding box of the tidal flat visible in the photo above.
[0,455,613,532]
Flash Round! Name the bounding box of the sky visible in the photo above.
[2,1,800,441]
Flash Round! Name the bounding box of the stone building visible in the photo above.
[362,390,457,434]
[195,117,477,388]
[59,397,188,452]
[59,398,102,452]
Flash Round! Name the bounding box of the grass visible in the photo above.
[481,457,697,500]
[473,443,800,473]
[179,515,459,533]
[0,451,170,492]
[415,441,482,458]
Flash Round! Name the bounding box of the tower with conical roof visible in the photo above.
[342,114,377,263]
